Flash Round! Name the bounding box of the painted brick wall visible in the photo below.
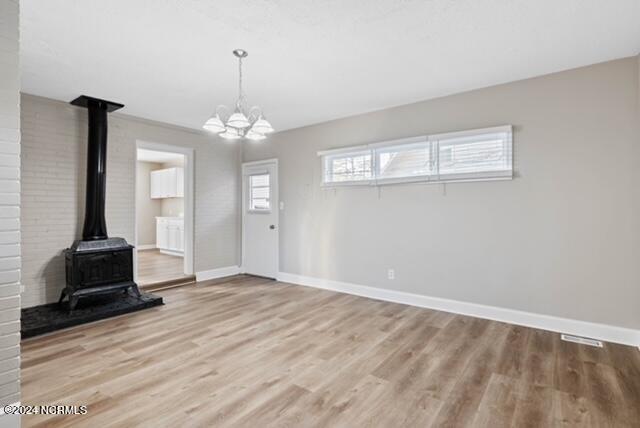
[0,0,21,414]
[21,94,241,308]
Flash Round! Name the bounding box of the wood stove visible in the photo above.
[60,95,140,313]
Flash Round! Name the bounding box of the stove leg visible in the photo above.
[58,289,67,305]
[130,285,141,298]
[69,295,79,314]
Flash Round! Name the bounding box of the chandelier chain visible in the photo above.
[238,56,244,108]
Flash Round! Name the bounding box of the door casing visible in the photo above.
[134,140,195,280]
[241,158,279,278]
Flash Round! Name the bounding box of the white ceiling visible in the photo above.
[137,148,184,164]
[21,0,640,132]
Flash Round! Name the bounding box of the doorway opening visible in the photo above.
[135,143,195,290]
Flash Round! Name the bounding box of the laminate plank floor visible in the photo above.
[136,249,187,287]
[21,275,640,427]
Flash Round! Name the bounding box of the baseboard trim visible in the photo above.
[159,249,184,257]
[137,244,156,250]
[196,266,241,282]
[141,275,196,292]
[277,272,640,347]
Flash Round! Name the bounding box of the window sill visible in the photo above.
[321,172,513,188]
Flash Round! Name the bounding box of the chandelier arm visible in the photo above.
[247,106,262,124]
[216,105,231,121]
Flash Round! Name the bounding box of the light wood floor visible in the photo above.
[21,276,640,427]
[136,249,189,287]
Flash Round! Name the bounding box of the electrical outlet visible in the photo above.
[387,269,395,280]
[20,285,25,293]
[279,201,284,210]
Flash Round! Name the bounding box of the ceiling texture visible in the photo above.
[21,0,640,132]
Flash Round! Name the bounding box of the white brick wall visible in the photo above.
[21,94,241,308]
[0,0,21,415]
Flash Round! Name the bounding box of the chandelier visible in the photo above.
[203,49,274,140]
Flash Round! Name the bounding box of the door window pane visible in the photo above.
[249,173,270,210]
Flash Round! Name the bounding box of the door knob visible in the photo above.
[269,225,276,230]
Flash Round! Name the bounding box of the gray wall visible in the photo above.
[0,0,21,414]
[135,161,162,246]
[243,57,640,330]
[21,94,241,307]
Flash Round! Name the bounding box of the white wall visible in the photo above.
[243,57,640,332]
[0,0,21,418]
[21,94,241,307]
[135,161,162,246]
[160,197,184,218]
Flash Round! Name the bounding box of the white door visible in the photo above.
[242,160,278,279]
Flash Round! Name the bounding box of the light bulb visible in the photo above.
[220,127,241,140]
[251,117,274,134]
[226,108,250,129]
[246,129,266,141]
[202,114,225,133]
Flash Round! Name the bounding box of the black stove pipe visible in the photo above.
[70,95,124,241]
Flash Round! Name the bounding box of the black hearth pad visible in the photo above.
[21,292,163,339]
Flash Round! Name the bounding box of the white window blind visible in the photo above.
[249,173,270,210]
[323,150,373,184]
[319,125,512,186]
[435,129,512,180]
[376,140,433,181]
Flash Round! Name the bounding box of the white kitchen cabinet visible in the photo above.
[156,218,168,249]
[150,167,184,199]
[156,217,184,256]
[177,222,185,250]
[150,170,165,198]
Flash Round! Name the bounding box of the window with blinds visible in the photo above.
[319,126,512,186]
[376,141,433,181]
[249,173,270,210]
[322,150,373,183]
[437,130,512,180]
